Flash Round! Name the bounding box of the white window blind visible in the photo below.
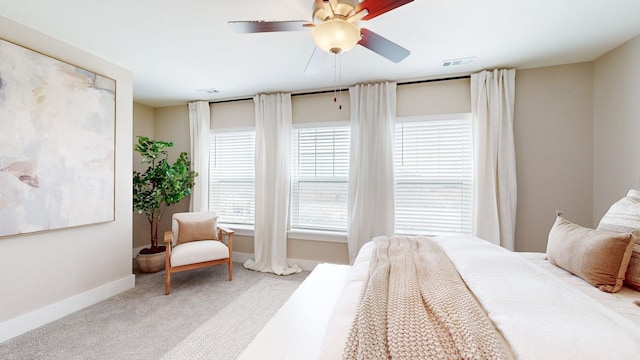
[209,130,255,225]
[394,114,472,235]
[291,126,350,232]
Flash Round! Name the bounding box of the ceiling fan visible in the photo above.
[228,0,414,74]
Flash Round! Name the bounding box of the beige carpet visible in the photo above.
[162,277,300,360]
[0,263,307,360]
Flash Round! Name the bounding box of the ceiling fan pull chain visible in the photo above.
[338,52,342,110]
[332,52,343,110]
[333,53,338,105]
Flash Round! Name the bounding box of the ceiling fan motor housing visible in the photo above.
[311,0,362,54]
[312,0,359,22]
[312,19,360,54]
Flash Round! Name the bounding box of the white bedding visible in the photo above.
[518,251,640,326]
[241,236,640,359]
[433,236,640,359]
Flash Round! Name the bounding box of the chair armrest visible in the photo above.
[163,230,173,244]
[217,225,234,235]
[216,225,233,253]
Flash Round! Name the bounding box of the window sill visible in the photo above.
[218,223,255,237]
[287,229,347,243]
[219,224,347,243]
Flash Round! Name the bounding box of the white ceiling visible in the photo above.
[1,0,639,108]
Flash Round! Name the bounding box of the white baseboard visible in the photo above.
[232,251,322,272]
[0,274,135,344]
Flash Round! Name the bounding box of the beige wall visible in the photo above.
[133,102,156,166]
[397,78,471,117]
[153,106,192,244]
[132,102,155,248]
[288,239,349,264]
[132,104,195,250]
[292,92,351,124]
[211,99,254,129]
[513,63,594,251]
[154,106,190,158]
[210,79,471,130]
[593,35,640,224]
[0,16,134,325]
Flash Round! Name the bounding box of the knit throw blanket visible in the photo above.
[343,236,513,360]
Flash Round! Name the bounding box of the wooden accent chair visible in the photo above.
[163,211,233,295]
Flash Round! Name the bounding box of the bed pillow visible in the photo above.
[596,190,640,290]
[176,217,218,245]
[547,214,634,293]
[597,189,640,233]
[625,247,640,291]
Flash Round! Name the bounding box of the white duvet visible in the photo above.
[320,236,640,360]
[241,235,640,359]
[435,236,640,359]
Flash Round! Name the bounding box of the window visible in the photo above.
[291,125,350,232]
[209,130,255,225]
[394,114,472,235]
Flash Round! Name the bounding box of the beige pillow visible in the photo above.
[547,215,634,293]
[176,217,218,245]
[596,190,640,290]
[626,245,640,291]
[597,190,640,234]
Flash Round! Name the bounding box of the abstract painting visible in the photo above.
[0,38,115,237]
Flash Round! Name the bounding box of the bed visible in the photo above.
[239,192,640,359]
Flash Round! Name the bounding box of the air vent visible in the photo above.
[197,88,220,94]
[442,57,475,67]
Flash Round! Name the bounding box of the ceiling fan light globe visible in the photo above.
[312,19,360,54]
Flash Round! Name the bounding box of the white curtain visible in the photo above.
[188,101,211,212]
[347,82,396,263]
[470,69,517,250]
[244,93,301,275]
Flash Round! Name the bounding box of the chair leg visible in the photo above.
[165,269,171,295]
[228,261,233,281]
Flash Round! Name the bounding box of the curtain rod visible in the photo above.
[209,75,471,104]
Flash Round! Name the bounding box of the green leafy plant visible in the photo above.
[133,136,197,254]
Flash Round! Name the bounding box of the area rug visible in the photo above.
[161,277,300,360]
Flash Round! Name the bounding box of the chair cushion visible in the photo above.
[171,240,229,267]
[176,217,218,245]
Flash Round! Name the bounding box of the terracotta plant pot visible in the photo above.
[136,249,166,273]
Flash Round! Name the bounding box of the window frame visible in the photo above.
[208,127,256,228]
[290,121,350,235]
[393,113,473,236]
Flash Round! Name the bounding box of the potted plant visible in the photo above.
[133,136,197,273]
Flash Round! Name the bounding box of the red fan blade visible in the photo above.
[355,0,414,20]
[228,20,310,33]
[358,28,410,63]
[304,47,329,74]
